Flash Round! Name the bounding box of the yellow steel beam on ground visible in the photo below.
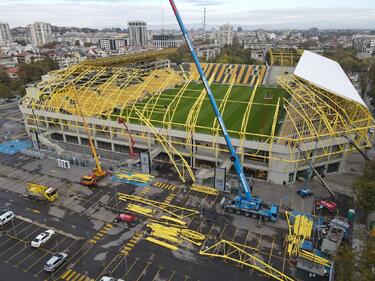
[127,204,155,217]
[160,216,187,226]
[117,192,199,220]
[199,239,294,281]
[190,184,220,196]
[145,237,179,251]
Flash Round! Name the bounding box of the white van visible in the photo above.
[0,211,14,226]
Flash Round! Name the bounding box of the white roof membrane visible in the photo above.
[294,50,366,107]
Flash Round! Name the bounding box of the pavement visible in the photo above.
[0,101,361,281]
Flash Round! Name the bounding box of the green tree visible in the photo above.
[335,244,355,281]
[18,58,59,84]
[84,42,94,47]
[41,41,58,49]
[15,39,27,46]
[354,161,375,214]
[358,238,375,281]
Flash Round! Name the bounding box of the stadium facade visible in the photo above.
[19,50,375,185]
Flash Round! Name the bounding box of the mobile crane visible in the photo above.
[74,94,106,186]
[169,0,279,222]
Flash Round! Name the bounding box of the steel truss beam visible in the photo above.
[199,239,294,281]
[117,192,199,220]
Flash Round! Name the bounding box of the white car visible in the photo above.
[31,229,55,248]
[0,211,14,226]
[100,277,125,281]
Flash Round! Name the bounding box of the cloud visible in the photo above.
[0,1,374,29]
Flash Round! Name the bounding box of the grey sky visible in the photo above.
[0,0,374,29]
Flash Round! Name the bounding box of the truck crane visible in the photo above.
[169,0,279,222]
[73,93,106,186]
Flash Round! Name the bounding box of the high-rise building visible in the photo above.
[128,21,148,46]
[98,38,130,51]
[152,34,183,48]
[29,22,54,47]
[0,22,12,42]
[218,23,234,47]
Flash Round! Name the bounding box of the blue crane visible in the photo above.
[169,0,278,222]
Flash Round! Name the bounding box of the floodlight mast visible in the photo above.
[169,0,252,201]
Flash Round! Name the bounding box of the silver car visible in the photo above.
[44,252,68,272]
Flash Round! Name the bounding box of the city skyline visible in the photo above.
[0,0,375,29]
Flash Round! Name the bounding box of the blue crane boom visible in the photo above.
[168,0,252,202]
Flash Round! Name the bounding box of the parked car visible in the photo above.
[0,211,14,226]
[100,277,125,281]
[297,186,313,198]
[31,229,56,248]
[44,252,68,272]
[113,213,137,227]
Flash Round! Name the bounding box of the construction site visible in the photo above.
[0,1,375,281]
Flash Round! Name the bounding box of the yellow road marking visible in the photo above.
[61,270,72,279]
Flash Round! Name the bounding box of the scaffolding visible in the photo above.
[269,48,303,67]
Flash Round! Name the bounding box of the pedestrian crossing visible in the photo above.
[121,231,143,256]
[60,269,94,281]
[138,186,151,197]
[152,182,176,191]
[88,223,113,244]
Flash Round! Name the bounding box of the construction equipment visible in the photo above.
[118,118,138,159]
[113,213,138,227]
[169,0,278,222]
[73,93,106,186]
[26,183,59,202]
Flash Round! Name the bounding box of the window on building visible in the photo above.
[114,144,128,153]
[327,162,340,173]
[66,135,78,144]
[51,133,63,141]
[97,140,112,151]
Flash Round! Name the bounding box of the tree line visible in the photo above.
[0,58,59,99]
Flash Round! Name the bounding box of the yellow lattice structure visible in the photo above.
[19,49,375,184]
[200,239,294,281]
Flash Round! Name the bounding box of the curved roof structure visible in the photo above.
[294,50,366,107]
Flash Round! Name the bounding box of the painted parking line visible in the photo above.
[151,265,163,281]
[134,261,151,281]
[121,257,140,280]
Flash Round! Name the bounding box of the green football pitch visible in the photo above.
[125,82,288,140]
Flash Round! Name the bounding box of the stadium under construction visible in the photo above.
[19,48,375,186]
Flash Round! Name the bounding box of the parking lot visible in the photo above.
[0,103,350,281]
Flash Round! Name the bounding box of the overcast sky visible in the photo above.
[1,0,375,29]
